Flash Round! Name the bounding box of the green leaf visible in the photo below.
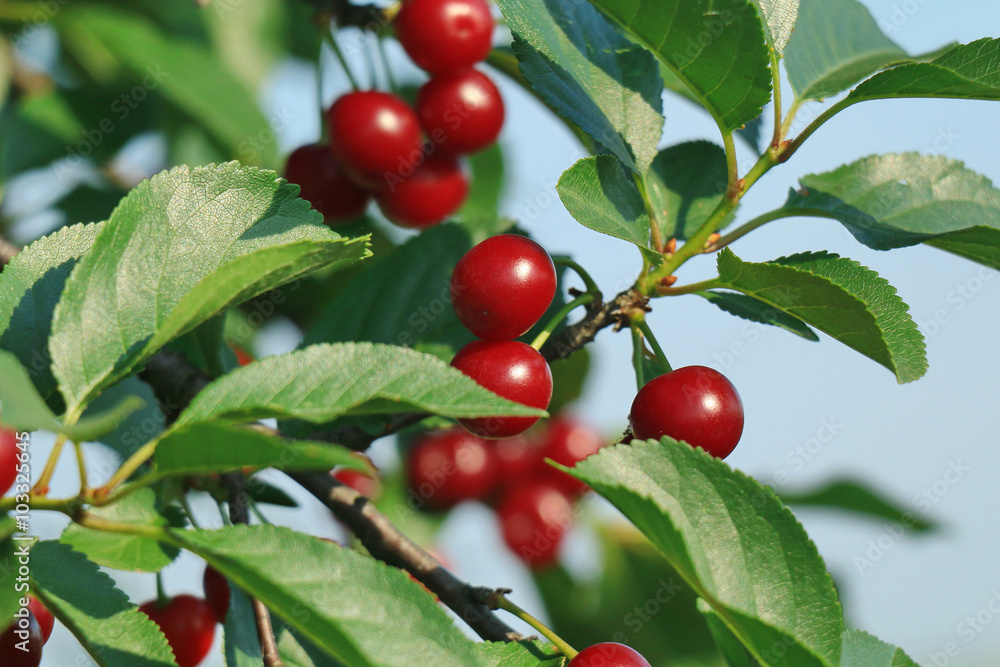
[458,143,514,243]
[645,141,730,241]
[272,614,349,667]
[784,154,1000,259]
[784,0,906,101]
[87,376,166,460]
[175,525,480,667]
[699,291,820,340]
[472,640,566,666]
[0,223,100,403]
[565,439,843,667]
[152,422,364,478]
[588,0,772,132]
[305,225,471,350]
[225,587,264,666]
[778,479,935,532]
[0,90,83,179]
[926,226,1000,270]
[248,479,300,508]
[0,518,22,630]
[548,348,591,414]
[755,0,800,53]
[49,162,370,412]
[840,629,919,667]
[557,156,649,248]
[61,489,180,572]
[174,342,547,428]
[31,541,177,666]
[714,249,927,383]
[699,600,755,667]
[495,0,664,173]
[56,185,128,226]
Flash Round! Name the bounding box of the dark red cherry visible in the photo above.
[139,595,217,667]
[375,153,468,228]
[538,416,604,497]
[331,467,383,501]
[407,429,497,510]
[417,69,504,155]
[283,144,370,221]
[0,610,43,667]
[569,643,652,667]
[202,567,230,623]
[395,0,494,75]
[26,598,52,644]
[497,481,572,569]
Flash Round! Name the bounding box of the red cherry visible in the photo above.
[407,429,497,510]
[26,598,52,644]
[140,595,217,667]
[395,0,494,75]
[231,344,254,367]
[569,643,652,667]
[327,91,423,189]
[331,467,383,501]
[497,481,572,569]
[494,434,544,482]
[0,611,43,667]
[450,340,552,438]
[375,153,469,228]
[629,366,744,459]
[202,567,230,623]
[0,427,18,497]
[450,235,557,341]
[283,144,370,221]
[417,69,505,156]
[538,417,604,497]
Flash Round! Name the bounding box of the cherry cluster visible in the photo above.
[285,0,503,229]
[0,595,52,667]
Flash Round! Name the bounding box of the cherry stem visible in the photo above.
[630,323,646,391]
[530,292,595,351]
[73,440,88,494]
[552,257,599,295]
[179,494,202,529]
[155,571,169,607]
[495,593,578,659]
[636,318,672,374]
[323,28,361,91]
[32,431,69,496]
[375,35,397,94]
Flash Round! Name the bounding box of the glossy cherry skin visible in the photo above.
[327,91,423,189]
[331,467,383,501]
[395,0,494,74]
[27,598,53,644]
[497,481,572,569]
[629,366,744,459]
[0,427,18,497]
[407,429,497,510]
[538,417,604,497]
[202,567,230,623]
[569,643,652,667]
[450,340,552,438]
[0,610,43,667]
[417,69,504,155]
[283,144,370,221]
[376,153,468,228]
[140,595,217,667]
[451,235,557,341]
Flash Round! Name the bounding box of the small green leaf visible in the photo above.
[840,629,919,667]
[699,291,819,340]
[496,0,664,173]
[715,249,927,383]
[645,142,730,241]
[225,587,264,666]
[175,525,480,667]
[926,227,1000,270]
[473,640,566,666]
[61,489,180,572]
[778,479,935,532]
[174,342,546,429]
[588,0,772,132]
[31,541,176,666]
[699,600,755,667]
[565,439,843,667]
[755,0,800,53]
[248,479,300,508]
[557,156,649,248]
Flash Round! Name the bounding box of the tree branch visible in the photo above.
[539,288,646,362]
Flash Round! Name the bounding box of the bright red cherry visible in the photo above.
[202,567,230,623]
[395,0,494,75]
[629,366,744,459]
[26,598,52,644]
[497,481,572,569]
[450,341,552,438]
[538,417,604,497]
[569,643,652,667]
[451,235,557,341]
[494,434,544,482]
[139,595,217,667]
[407,429,497,510]
[331,467,383,501]
[283,144,370,221]
[231,344,254,367]
[375,153,468,228]
[327,91,423,189]
[0,427,18,497]
[0,610,42,667]
[417,69,505,156]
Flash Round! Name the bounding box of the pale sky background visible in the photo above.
[16,1,1000,665]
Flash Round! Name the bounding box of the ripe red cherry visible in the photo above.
[497,481,572,569]
[407,429,497,510]
[375,153,468,228]
[395,0,494,74]
[450,340,552,438]
[494,435,544,482]
[230,344,254,367]
[202,567,230,623]
[0,427,18,497]
[331,467,383,501]
[417,69,505,156]
[629,366,744,459]
[0,610,42,667]
[569,643,652,667]
[327,91,423,189]
[538,417,604,497]
[27,598,53,644]
[451,235,557,341]
[139,595,217,667]
[283,144,370,221]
